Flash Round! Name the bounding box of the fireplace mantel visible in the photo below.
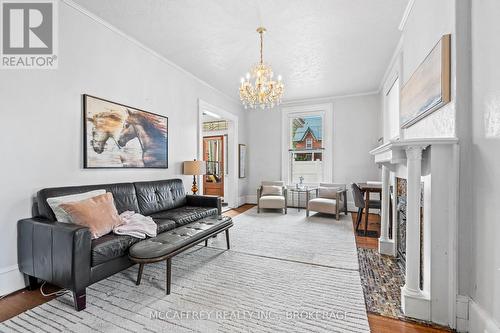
[369,138,458,169]
[368,137,459,325]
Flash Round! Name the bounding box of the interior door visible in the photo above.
[203,136,224,197]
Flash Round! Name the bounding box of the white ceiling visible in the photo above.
[73,0,407,101]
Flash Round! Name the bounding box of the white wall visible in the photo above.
[401,0,456,140]
[469,0,500,331]
[245,93,381,206]
[0,1,246,295]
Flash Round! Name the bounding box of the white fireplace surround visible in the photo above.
[370,137,459,328]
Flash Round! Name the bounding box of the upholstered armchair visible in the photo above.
[306,183,348,220]
[257,181,287,214]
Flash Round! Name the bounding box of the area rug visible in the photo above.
[357,247,405,319]
[210,207,359,270]
[1,209,370,333]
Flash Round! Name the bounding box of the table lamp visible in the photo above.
[183,159,206,195]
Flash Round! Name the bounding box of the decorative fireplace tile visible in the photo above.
[357,248,440,328]
[357,248,406,319]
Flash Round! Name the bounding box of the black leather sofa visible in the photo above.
[17,179,221,311]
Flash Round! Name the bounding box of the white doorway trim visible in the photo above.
[198,99,239,209]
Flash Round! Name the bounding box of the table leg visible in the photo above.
[225,229,230,249]
[136,263,144,285]
[364,191,370,236]
[298,192,301,212]
[166,258,171,295]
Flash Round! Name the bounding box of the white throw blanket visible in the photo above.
[113,211,157,239]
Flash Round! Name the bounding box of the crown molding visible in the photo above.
[281,90,380,106]
[398,0,415,31]
[61,0,240,105]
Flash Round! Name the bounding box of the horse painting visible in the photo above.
[84,95,168,168]
[117,109,168,167]
[87,111,124,154]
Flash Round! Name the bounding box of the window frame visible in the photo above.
[281,103,333,186]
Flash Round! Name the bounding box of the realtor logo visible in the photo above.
[1,0,58,69]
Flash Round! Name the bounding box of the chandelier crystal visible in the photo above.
[239,27,284,109]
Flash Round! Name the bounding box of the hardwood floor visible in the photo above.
[0,204,451,332]
[0,283,60,322]
[368,314,452,333]
[222,203,254,218]
[351,211,382,250]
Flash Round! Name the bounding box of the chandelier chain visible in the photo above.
[260,30,263,64]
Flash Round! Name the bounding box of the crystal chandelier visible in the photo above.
[239,27,284,109]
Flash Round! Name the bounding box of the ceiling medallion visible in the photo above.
[239,27,284,109]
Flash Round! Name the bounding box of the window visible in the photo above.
[305,138,313,149]
[289,115,324,184]
[282,104,332,186]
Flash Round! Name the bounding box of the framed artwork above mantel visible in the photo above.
[400,34,451,128]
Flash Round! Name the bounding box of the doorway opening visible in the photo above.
[198,100,239,211]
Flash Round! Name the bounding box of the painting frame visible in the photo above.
[83,94,168,169]
[238,144,246,178]
[400,34,451,128]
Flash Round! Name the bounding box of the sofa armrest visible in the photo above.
[17,217,91,292]
[186,195,222,215]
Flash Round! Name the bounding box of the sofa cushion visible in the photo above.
[60,193,122,239]
[150,206,218,227]
[259,195,285,209]
[308,198,336,213]
[134,179,187,215]
[152,218,176,233]
[37,183,140,221]
[261,185,283,196]
[318,187,340,199]
[46,189,106,223]
[91,233,140,266]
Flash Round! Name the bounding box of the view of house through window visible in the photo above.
[289,115,324,184]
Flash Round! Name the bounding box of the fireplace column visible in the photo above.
[378,165,394,255]
[401,145,430,320]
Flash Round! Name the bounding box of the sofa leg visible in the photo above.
[73,290,86,311]
[204,239,208,247]
[26,275,39,291]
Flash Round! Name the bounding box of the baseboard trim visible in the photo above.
[0,265,25,297]
[469,298,500,333]
[246,195,257,205]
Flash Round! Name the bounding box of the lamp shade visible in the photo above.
[183,160,206,175]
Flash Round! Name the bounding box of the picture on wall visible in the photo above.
[400,34,451,128]
[84,94,168,168]
[239,144,246,178]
